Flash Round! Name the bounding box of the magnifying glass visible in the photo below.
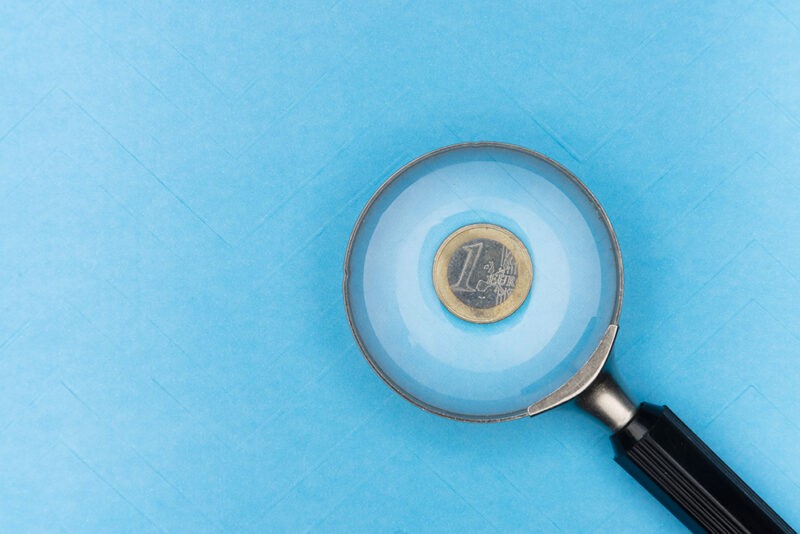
[343,143,793,533]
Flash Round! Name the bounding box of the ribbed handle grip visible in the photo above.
[612,403,794,534]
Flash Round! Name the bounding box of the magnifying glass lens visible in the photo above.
[345,145,620,421]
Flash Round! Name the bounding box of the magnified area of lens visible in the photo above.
[344,144,621,421]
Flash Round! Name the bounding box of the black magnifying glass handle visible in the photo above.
[579,374,795,533]
[613,403,793,534]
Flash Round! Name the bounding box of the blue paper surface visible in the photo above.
[1,1,798,532]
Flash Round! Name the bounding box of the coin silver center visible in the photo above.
[446,238,518,309]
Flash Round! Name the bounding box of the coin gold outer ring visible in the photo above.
[433,224,533,324]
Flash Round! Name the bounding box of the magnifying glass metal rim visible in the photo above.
[343,141,624,423]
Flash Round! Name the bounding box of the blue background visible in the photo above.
[1,1,799,532]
